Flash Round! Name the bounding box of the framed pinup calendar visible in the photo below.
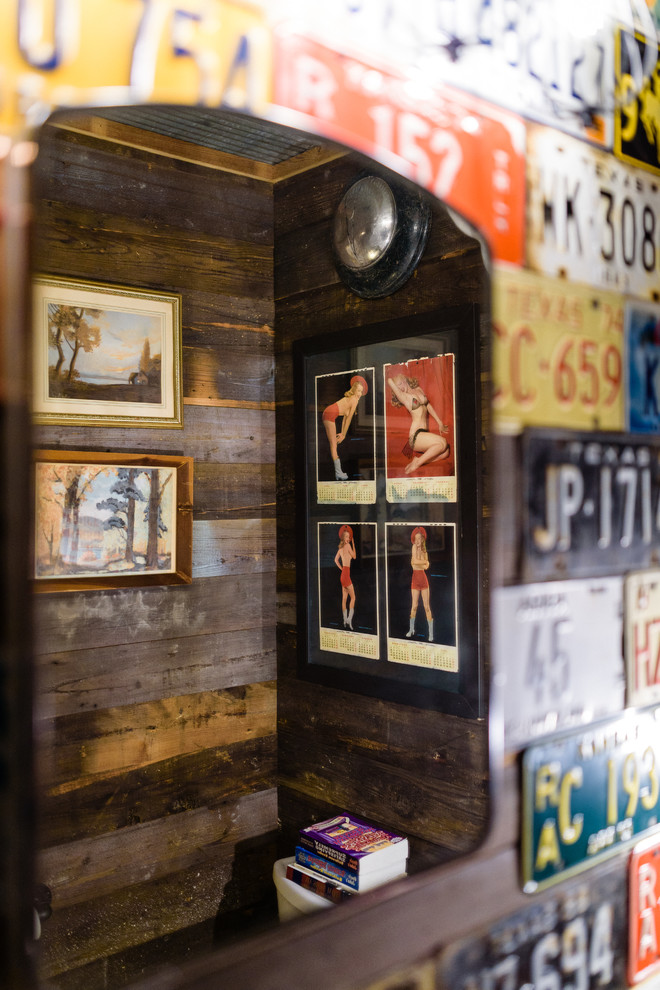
[293,306,485,717]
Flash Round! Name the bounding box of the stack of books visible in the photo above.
[285,813,409,904]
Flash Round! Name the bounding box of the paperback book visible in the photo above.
[298,813,409,875]
[295,846,406,891]
[285,862,354,903]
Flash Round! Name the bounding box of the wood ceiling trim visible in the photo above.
[49,115,344,182]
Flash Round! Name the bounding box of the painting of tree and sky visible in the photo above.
[35,462,177,579]
[48,303,164,403]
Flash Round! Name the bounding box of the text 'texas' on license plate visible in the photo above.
[523,428,660,582]
[522,708,660,892]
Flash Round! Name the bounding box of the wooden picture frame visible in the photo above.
[32,275,183,428]
[294,306,484,717]
[33,450,193,592]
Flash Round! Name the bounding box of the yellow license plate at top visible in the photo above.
[492,265,625,434]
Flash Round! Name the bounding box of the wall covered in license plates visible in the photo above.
[3,1,660,989]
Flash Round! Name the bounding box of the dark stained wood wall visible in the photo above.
[274,154,492,873]
[30,123,278,988]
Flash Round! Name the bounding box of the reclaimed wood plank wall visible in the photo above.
[274,155,492,872]
[30,123,278,988]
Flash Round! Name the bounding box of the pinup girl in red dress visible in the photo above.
[322,375,368,481]
[406,527,433,641]
[334,524,356,629]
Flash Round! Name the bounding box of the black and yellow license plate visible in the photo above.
[522,708,660,891]
[440,864,626,990]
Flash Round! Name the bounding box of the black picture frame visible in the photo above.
[293,306,484,717]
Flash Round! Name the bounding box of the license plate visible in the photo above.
[522,428,660,581]
[275,33,526,265]
[625,300,660,435]
[615,28,660,177]
[492,267,624,434]
[527,124,660,299]
[440,865,626,990]
[522,708,660,892]
[274,2,614,146]
[629,831,660,985]
[493,578,625,752]
[625,570,660,708]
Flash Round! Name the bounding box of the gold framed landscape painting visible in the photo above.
[33,450,193,592]
[32,275,183,428]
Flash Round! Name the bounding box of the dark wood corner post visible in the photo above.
[0,139,37,990]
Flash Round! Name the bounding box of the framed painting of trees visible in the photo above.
[33,451,193,592]
[31,276,183,428]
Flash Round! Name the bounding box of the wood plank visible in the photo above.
[184,397,275,410]
[46,918,219,990]
[274,252,487,366]
[43,681,276,791]
[38,789,277,910]
[50,115,342,183]
[182,341,274,405]
[37,825,279,979]
[35,623,276,719]
[192,519,276,580]
[277,789,458,874]
[273,156,363,238]
[278,675,488,786]
[37,735,277,847]
[193,462,276,518]
[33,404,276,465]
[274,198,480,299]
[34,125,275,243]
[182,285,274,333]
[34,574,275,655]
[33,202,273,300]
[278,733,487,857]
[118,848,536,990]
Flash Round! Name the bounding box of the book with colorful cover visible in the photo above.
[294,846,406,891]
[285,862,354,903]
[298,813,409,875]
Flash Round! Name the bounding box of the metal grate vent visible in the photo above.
[92,105,321,164]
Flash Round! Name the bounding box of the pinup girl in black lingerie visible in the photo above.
[334,525,356,629]
[322,375,368,481]
[406,526,433,641]
[388,373,449,475]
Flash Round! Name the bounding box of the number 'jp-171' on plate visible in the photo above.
[523,428,660,582]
